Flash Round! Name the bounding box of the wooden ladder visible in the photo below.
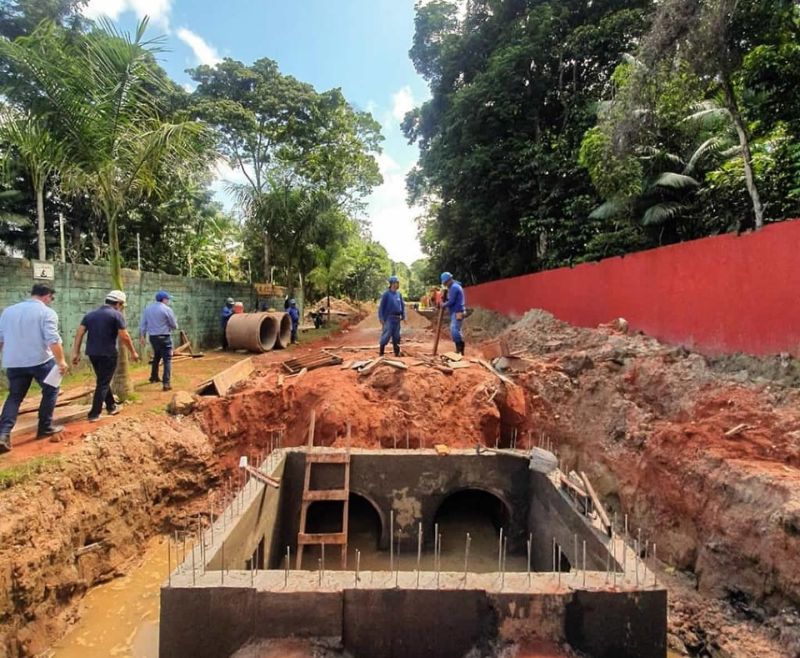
[296,451,351,569]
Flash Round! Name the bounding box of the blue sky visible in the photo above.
[81,0,430,264]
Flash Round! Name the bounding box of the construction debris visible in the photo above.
[282,351,343,374]
[196,357,254,396]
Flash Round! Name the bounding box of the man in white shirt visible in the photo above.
[0,284,69,453]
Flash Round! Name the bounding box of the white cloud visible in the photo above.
[83,0,172,28]
[366,156,424,265]
[177,27,221,66]
[391,86,415,122]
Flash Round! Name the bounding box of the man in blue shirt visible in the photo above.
[139,290,178,391]
[441,272,467,355]
[378,275,405,357]
[220,297,234,350]
[287,299,300,344]
[0,284,69,452]
[71,290,139,421]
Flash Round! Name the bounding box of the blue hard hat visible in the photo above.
[155,290,170,301]
[440,271,453,284]
[388,275,399,284]
[290,299,297,305]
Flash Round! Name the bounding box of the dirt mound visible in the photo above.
[307,296,360,316]
[201,355,524,454]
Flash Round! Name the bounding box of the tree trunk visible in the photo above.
[722,76,764,229]
[263,231,270,281]
[36,182,46,261]
[107,212,133,400]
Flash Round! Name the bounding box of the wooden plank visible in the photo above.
[442,352,462,362]
[358,357,384,376]
[432,305,445,356]
[303,489,349,501]
[383,359,408,370]
[559,473,588,499]
[297,532,347,545]
[580,471,611,534]
[306,452,350,463]
[474,358,514,385]
[210,357,254,396]
[307,410,316,447]
[10,404,93,438]
[724,423,750,437]
[448,361,472,370]
[244,465,280,488]
[18,385,92,415]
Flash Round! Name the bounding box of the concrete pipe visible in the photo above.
[267,312,292,349]
[226,312,279,353]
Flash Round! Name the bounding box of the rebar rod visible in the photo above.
[416,522,422,588]
[464,533,471,585]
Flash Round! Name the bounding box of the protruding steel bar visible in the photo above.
[500,536,507,589]
[321,543,326,579]
[416,522,422,588]
[582,540,587,587]
[463,533,471,585]
[390,510,394,572]
[318,559,322,586]
[221,540,225,585]
[498,527,504,573]
[192,539,196,586]
[557,544,562,588]
[653,543,658,587]
[395,537,400,588]
[527,533,532,586]
[355,549,360,587]
[285,546,290,586]
[167,537,172,587]
[574,533,578,580]
[436,531,442,589]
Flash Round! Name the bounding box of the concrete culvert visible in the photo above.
[226,312,279,352]
[267,312,292,349]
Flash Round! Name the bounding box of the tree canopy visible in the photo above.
[405,0,800,283]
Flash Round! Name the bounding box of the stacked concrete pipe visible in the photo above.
[226,312,291,352]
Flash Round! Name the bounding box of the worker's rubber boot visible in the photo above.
[379,347,385,356]
[393,344,400,357]
[456,341,465,356]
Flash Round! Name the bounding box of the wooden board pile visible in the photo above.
[283,350,344,375]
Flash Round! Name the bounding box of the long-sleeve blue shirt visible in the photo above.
[139,302,178,337]
[443,281,466,315]
[288,306,300,327]
[220,305,234,328]
[0,299,62,367]
[378,289,405,323]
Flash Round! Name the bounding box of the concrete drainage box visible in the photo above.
[160,449,667,658]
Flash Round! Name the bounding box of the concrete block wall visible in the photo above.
[0,256,256,353]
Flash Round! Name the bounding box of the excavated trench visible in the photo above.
[1,309,799,657]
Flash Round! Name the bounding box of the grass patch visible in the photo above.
[0,455,63,489]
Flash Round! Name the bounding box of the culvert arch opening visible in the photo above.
[433,488,523,572]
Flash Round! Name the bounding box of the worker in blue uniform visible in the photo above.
[288,299,300,344]
[440,271,466,355]
[378,275,405,357]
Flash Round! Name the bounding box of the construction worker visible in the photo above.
[440,272,466,355]
[288,299,300,344]
[139,290,178,391]
[220,297,234,350]
[71,290,139,421]
[378,275,405,356]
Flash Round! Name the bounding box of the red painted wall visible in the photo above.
[466,219,800,356]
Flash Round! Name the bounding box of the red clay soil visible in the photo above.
[200,310,800,657]
[1,309,799,657]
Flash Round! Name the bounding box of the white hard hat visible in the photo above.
[106,290,127,304]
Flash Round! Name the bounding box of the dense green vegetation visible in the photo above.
[405,0,800,283]
[0,1,400,305]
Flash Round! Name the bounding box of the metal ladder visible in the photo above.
[296,450,351,569]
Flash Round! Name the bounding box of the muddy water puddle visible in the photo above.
[46,536,167,658]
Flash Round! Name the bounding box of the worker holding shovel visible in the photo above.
[440,271,466,355]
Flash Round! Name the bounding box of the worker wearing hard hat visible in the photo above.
[220,297,235,350]
[288,299,300,344]
[71,290,139,422]
[378,275,405,357]
[440,272,466,355]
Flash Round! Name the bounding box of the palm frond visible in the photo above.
[641,202,689,226]
[588,199,626,220]
[650,172,700,190]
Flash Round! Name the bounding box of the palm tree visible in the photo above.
[0,110,64,260]
[308,243,354,322]
[0,19,210,397]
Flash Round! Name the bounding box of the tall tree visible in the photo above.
[0,110,64,260]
